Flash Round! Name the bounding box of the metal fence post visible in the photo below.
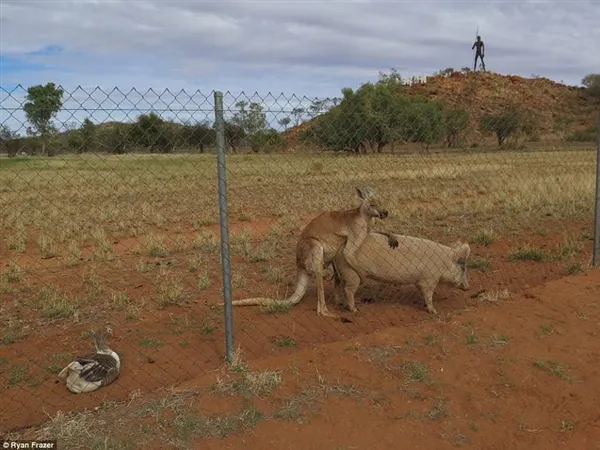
[213,91,235,362]
[593,112,600,266]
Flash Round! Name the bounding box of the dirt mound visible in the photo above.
[283,71,597,147]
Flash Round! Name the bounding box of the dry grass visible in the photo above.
[213,370,283,397]
[19,387,265,449]
[472,228,497,246]
[35,286,80,320]
[155,269,185,308]
[477,288,511,303]
[1,150,594,258]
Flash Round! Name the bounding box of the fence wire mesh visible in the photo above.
[0,81,598,434]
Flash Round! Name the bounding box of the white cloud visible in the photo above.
[1,0,599,132]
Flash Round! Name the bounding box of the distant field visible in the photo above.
[0,147,597,434]
[1,147,595,245]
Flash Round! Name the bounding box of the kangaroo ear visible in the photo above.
[356,186,375,200]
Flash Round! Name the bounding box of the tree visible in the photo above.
[231,101,268,136]
[0,124,17,141]
[229,101,275,151]
[277,117,291,131]
[80,118,96,153]
[131,112,176,153]
[247,129,287,153]
[307,99,332,118]
[582,73,600,101]
[98,123,131,154]
[401,100,445,150]
[301,71,445,153]
[223,121,246,152]
[552,115,575,141]
[22,82,64,156]
[291,107,305,126]
[443,108,470,148]
[377,68,403,85]
[0,125,19,157]
[184,121,215,153]
[480,108,522,147]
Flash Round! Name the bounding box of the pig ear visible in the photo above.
[449,240,462,249]
[454,242,470,261]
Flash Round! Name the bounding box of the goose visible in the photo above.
[58,326,121,394]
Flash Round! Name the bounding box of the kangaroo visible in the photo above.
[332,232,471,315]
[231,186,398,320]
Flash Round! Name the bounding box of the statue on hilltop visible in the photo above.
[472,35,486,72]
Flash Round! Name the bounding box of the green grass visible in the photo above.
[7,364,29,386]
[139,338,164,348]
[402,362,429,382]
[533,360,575,382]
[509,246,547,262]
[466,333,480,346]
[428,398,449,420]
[274,336,297,348]
[471,229,497,246]
[566,263,584,274]
[467,257,491,271]
[0,332,20,345]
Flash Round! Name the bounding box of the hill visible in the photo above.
[283,71,598,148]
[2,71,597,156]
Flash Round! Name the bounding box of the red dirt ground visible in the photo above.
[0,215,597,439]
[11,266,600,449]
[193,267,600,450]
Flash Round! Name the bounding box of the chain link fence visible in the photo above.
[1,80,599,433]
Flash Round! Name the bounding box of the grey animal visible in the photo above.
[58,326,120,393]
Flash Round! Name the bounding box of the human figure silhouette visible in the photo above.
[472,35,485,71]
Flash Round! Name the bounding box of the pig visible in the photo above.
[332,232,471,315]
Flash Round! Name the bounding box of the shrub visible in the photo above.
[247,129,287,153]
[480,108,522,147]
[443,108,470,148]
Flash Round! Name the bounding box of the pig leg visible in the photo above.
[418,279,439,315]
[343,268,362,313]
[332,264,344,307]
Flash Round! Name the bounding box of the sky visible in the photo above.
[1,0,599,134]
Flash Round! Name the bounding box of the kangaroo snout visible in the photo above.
[379,210,389,219]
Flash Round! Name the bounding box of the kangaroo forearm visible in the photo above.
[373,231,399,249]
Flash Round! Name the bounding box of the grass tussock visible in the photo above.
[213,370,283,397]
[142,232,169,258]
[472,228,497,246]
[36,286,80,319]
[477,288,511,303]
[509,245,547,262]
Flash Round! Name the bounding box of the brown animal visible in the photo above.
[231,186,398,319]
[332,232,471,315]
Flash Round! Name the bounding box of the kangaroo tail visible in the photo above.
[231,272,309,307]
